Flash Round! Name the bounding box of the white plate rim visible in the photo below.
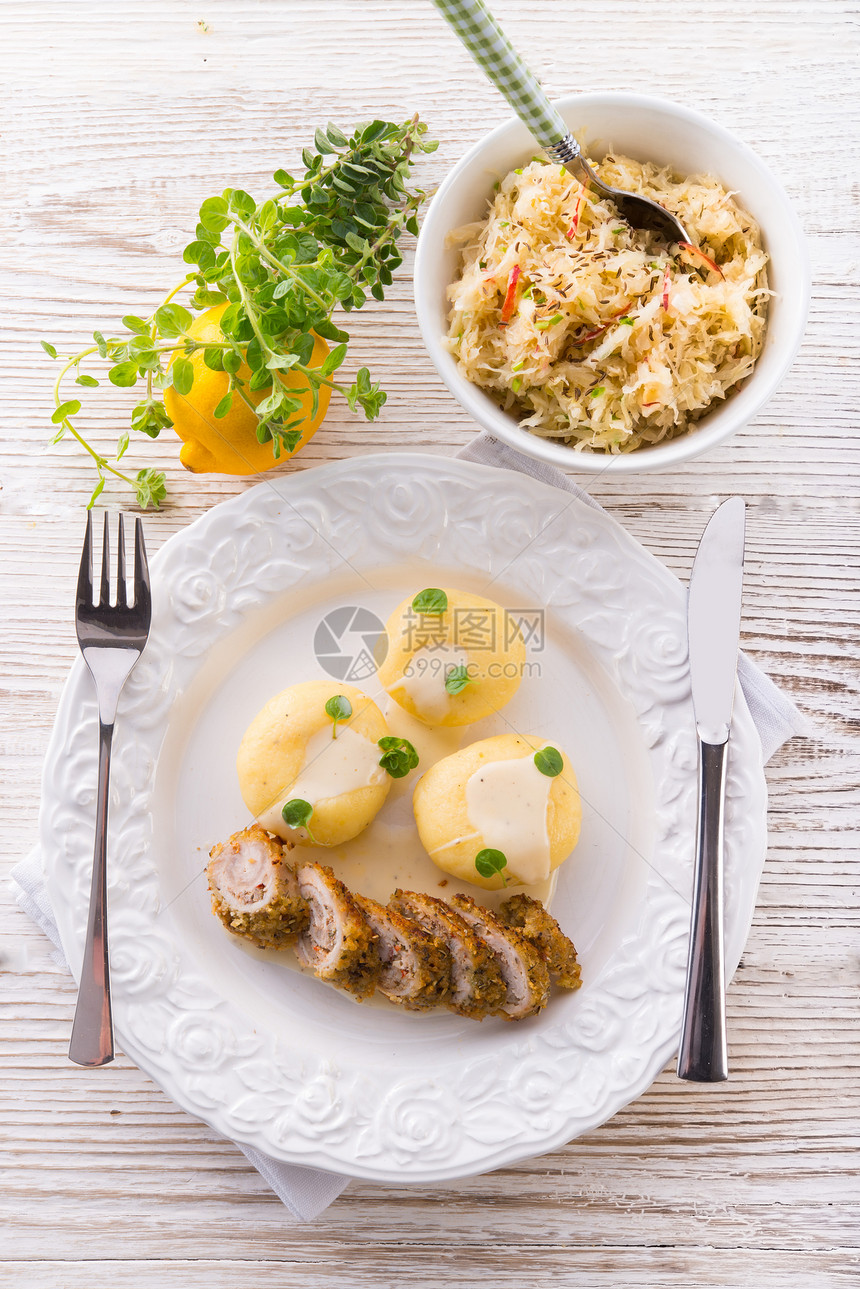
[39,452,767,1181]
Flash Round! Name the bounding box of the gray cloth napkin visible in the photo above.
[10,430,809,1221]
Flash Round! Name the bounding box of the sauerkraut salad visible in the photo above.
[445,154,769,453]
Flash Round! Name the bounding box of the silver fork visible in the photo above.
[69,512,151,1067]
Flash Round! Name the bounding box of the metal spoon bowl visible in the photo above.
[546,134,689,244]
[432,0,690,245]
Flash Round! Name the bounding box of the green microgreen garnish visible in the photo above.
[377,736,419,779]
[534,746,563,777]
[590,387,606,398]
[411,588,448,614]
[444,664,471,695]
[282,798,317,841]
[619,316,635,326]
[475,848,508,884]
[324,694,352,737]
[43,116,437,509]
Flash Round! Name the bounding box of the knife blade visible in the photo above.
[677,496,746,1083]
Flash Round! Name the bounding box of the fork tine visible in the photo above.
[116,513,127,609]
[99,512,111,607]
[134,517,151,617]
[77,511,93,609]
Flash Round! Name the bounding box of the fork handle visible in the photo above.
[69,718,115,1067]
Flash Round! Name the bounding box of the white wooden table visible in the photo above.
[2,1,858,1284]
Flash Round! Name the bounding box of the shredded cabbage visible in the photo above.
[445,155,769,454]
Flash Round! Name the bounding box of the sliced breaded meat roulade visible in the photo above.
[498,893,582,991]
[295,863,380,1000]
[390,889,506,1020]
[449,893,550,1021]
[208,824,308,949]
[354,895,450,1011]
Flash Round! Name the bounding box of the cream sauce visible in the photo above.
[388,643,469,723]
[257,723,386,838]
[464,749,553,886]
[322,815,556,911]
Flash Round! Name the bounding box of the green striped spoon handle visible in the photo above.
[430,0,580,165]
[430,0,690,242]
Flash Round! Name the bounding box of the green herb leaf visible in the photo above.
[172,357,194,396]
[411,588,448,614]
[281,798,315,835]
[52,399,81,424]
[590,386,606,398]
[534,746,563,777]
[41,341,58,359]
[109,361,139,387]
[324,693,353,736]
[122,315,151,336]
[134,467,167,510]
[326,122,348,148]
[475,848,508,882]
[75,373,100,387]
[377,736,419,779]
[199,196,230,232]
[444,665,471,695]
[155,302,193,337]
[213,392,233,418]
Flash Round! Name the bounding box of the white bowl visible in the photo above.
[414,92,810,474]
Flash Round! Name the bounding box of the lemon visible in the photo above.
[164,303,331,475]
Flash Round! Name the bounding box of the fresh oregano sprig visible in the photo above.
[44,116,437,509]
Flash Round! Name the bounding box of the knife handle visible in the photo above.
[677,739,729,1082]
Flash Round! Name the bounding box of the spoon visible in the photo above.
[431,0,690,245]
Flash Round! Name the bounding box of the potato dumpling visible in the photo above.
[413,733,580,890]
[237,680,391,848]
[377,587,526,728]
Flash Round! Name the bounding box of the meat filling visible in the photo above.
[355,895,451,1010]
[207,825,308,948]
[449,893,550,1021]
[295,862,380,999]
[390,889,506,1020]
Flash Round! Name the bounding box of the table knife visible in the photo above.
[677,496,746,1082]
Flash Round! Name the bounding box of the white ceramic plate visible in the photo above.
[40,454,767,1182]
